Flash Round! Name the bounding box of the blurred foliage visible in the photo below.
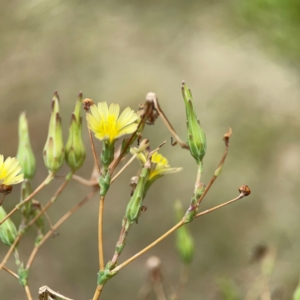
[234,0,300,66]
[217,278,240,300]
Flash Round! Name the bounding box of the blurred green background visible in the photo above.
[1,0,300,299]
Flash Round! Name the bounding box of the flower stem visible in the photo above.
[196,128,232,206]
[111,191,247,276]
[2,266,18,279]
[24,285,33,300]
[99,195,105,271]
[111,221,184,275]
[110,218,131,268]
[92,284,105,300]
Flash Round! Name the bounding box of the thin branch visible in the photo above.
[2,266,19,279]
[26,172,73,228]
[0,234,22,271]
[99,195,105,271]
[88,129,100,174]
[26,188,98,269]
[92,284,105,300]
[149,93,188,149]
[111,221,184,275]
[111,155,136,183]
[83,100,101,174]
[0,173,54,225]
[196,128,232,206]
[24,285,33,300]
[112,189,250,275]
[194,193,245,219]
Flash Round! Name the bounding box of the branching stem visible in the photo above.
[0,173,54,225]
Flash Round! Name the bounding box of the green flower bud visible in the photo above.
[65,92,86,171]
[0,206,18,246]
[43,91,64,173]
[182,81,206,165]
[126,165,150,224]
[174,199,194,264]
[16,112,36,179]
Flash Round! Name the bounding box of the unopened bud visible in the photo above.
[43,92,64,173]
[17,113,36,179]
[0,206,18,246]
[174,199,194,264]
[182,81,206,165]
[126,166,150,224]
[65,92,86,171]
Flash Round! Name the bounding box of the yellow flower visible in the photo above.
[87,102,138,143]
[131,148,182,181]
[0,155,24,186]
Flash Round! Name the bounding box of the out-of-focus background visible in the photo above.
[1,0,300,299]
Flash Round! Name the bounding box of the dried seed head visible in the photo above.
[82,98,94,111]
[0,185,12,195]
[138,92,159,125]
[223,128,232,147]
[238,184,251,196]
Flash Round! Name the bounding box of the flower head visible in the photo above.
[0,155,24,186]
[131,146,182,182]
[87,102,138,143]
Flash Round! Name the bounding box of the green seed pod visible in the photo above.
[182,81,206,165]
[16,112,36,179]
[65,92,86,171]
[43,91,64,173]
[126,165,150,224]
[174,199,194,264]
[0,206,18,247]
